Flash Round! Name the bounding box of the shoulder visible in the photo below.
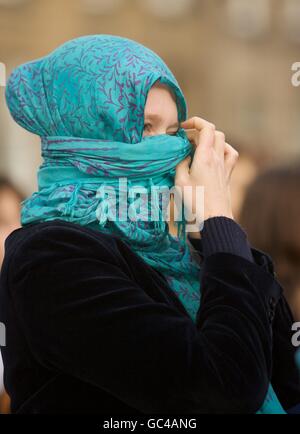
[4,219,126,272]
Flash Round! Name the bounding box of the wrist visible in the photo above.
[204,211,234,222]
[200,216,254,262]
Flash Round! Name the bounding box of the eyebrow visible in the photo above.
[144,113,179,129]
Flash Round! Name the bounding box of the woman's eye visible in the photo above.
[143,124,179,136]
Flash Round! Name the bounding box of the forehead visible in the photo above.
[144,83,178,114]
[147,82,176,99]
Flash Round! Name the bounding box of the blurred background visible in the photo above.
[0,0,300,414]
[1,0,300,194]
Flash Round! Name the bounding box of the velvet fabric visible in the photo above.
[1,219,299,414]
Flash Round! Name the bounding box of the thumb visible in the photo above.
[175,156,191,183]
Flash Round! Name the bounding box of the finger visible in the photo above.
[224,143,239,177]
[213,131,226,159]
[181,116,215,132]
[193,125,215,160]
[175,156,191,184]
[185,129,200,148]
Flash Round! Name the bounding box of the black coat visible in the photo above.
[0,219,299,414]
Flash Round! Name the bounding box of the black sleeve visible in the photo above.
[200,216,254,262]
[271,294,300,410]
[197,216,300,411]
[8,225,282,414]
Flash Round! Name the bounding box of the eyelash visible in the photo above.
[143,124,179,136]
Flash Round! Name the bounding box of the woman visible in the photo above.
[240,165,300,321]
[0,35,299,414]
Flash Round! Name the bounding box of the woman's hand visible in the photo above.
[175,117,239,224]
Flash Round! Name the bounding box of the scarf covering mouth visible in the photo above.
[5,34,285,414]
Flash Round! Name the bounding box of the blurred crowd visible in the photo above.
[0,178,23,414]
[231,143,300,323]
[0,144,300,414]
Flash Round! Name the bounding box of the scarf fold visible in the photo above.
[21,130,203,321]
[5,34,285,414]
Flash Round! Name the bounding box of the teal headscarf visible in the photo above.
[5,34,285,414]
